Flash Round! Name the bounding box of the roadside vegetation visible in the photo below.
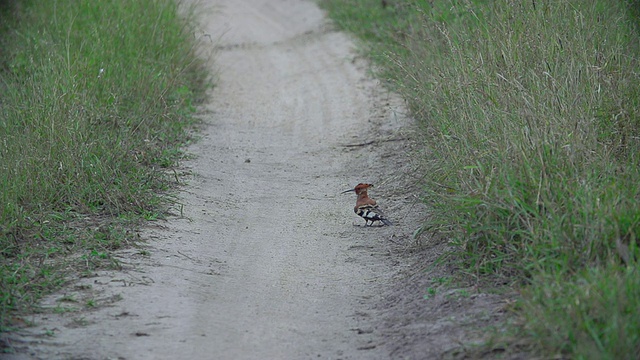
[320,0,640,358]
[0,0,208,330]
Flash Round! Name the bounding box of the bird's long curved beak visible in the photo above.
[341,188,354,194]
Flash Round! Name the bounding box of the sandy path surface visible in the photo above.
[4,1,416,359]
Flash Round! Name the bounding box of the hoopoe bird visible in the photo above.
[342,183,393,226]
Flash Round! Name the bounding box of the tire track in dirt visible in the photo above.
[4,1,415,359]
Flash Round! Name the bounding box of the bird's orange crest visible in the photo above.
[353,183,373,195]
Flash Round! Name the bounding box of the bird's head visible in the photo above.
[341,183,373,196]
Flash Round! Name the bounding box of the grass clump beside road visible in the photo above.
[321,0,640,358]
[0,0,208,328]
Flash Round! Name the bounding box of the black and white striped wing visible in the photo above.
[355,204,392,226]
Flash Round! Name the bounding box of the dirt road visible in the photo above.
[5,1,419,359]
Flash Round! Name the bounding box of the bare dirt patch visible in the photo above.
[2,1,513,359]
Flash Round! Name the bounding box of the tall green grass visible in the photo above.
[0,0,208,327]
[321,0,640,357]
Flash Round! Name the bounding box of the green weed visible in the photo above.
[0,0,208,327]
[521,264,640,358]
[322,0,640,357]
